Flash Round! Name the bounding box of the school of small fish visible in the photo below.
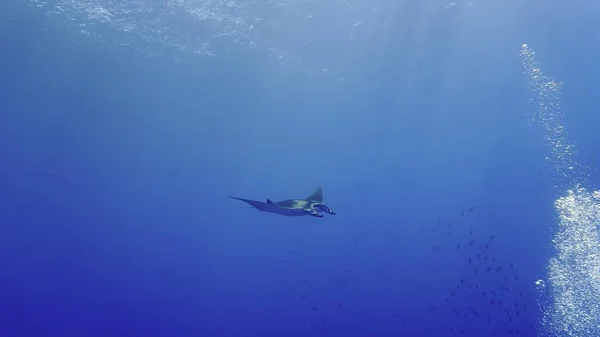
[270,207,536,336]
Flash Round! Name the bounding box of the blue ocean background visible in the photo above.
[1,1,600,336]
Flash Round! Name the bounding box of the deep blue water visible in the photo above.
[1,1,600,336]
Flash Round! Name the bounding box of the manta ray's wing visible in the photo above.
[229,196,309,216]
[228,196,273,211]
[306,186,323,203]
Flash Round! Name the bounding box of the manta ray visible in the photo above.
[228,186,336,218]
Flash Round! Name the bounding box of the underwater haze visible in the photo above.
[1,0,600,336]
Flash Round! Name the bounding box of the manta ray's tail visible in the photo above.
[228,196,274,210]
[228,196,254,208]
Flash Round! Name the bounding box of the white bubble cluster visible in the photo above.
[519,44,587,190]
[521,44,600,337]
[546,188,600,336]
